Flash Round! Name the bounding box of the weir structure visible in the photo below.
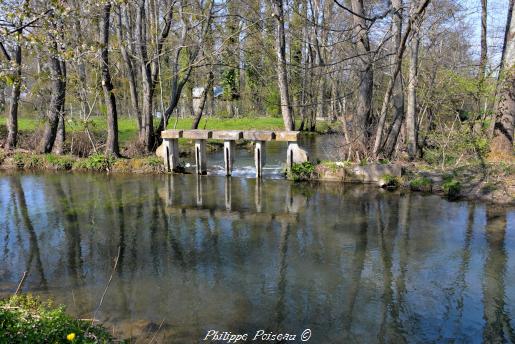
[161,129,301,177]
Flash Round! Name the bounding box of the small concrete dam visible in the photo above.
[160,129,308,177]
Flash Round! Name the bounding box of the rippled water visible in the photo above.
[1,171,514,343]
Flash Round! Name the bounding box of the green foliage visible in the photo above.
[288,161,316,181]
[222,69,239,100]
[409,176,432,192]
[46,154,74,170]
[380,174,400,189]
[12,153,26,169]
[145,156,162,167]
[12,153,41,169]
[265,87,281,117]
[442,175,461,199]
[0,294,113,343]
[74,153,115,171]
[423,123,490,167]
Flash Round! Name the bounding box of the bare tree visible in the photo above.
[270,0,294,130]
[372,0,430,158]
[381,0,405,158]
[136,0,173,152]
[350,0,373,151]
[491,0,514,155]
[4,43,21,150]
[406,2,422,160]
[117,4,142,132]
[39,42,66,153]
[101,2,120,156]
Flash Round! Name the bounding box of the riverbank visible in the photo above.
[1,147,513,205]
[312,160,515,205]
[0,294,115,343]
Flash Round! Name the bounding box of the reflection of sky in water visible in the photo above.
[0,172,514,343]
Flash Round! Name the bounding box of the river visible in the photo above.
[1,170,514,343]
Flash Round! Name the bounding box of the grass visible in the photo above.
[3,115,304,146]
[409,175,432,192]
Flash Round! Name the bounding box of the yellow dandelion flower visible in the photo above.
[66,333,76,341]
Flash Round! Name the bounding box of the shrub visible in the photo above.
[443,175,461,199]
[46,154,75,170]
[423,123,490,167]
[288,161,316,181]
[13,153,27,169]
[26,155,42,169]
[409,176,432,192]
[380,174,400,189]
[145,156,162,167]
[0,294,113,343]
[74,153,115,171]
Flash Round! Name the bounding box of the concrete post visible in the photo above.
[286,142,299,172]
[254,141,266,178]
[223,141,235,176]
[195,139,207,175]
[164,138,180,172]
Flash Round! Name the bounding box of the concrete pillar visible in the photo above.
[163,138,180,172]
[223,141,235,176]
[254,141,266,178]
[286,142,299,172]
[224,177,231,210]
[194,139,207,175]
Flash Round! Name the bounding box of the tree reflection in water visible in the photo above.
[0,173,514,343]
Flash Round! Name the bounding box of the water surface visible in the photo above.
[0,172,514,343]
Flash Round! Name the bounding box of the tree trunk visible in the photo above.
[350,0,373,151]
[478,0,488,99]
[101,3,120,156]
[381,0,405,158]
[53,61,67,155]
[6,44,21,150]
[192,72,214,129]
[73,17,89,120]
[372,0,430,157]
[117,5,141,132]
[491,0,514,155]
[136,0,154,151]
[39,52,66,153]
[270,0,294,131]
[406,25,420,160]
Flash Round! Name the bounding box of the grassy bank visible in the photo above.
[0,150,165,173]
[3,116,330,146]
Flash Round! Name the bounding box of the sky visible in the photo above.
[459,0,510,68]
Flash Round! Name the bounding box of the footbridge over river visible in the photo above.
[161,129,307,177]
